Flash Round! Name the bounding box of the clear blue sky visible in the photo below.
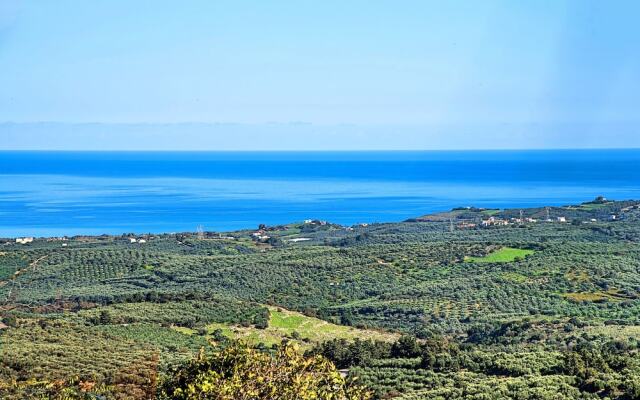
[0,1,639,149]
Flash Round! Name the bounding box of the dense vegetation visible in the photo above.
[159,342,371,400]
[1,198,639,398]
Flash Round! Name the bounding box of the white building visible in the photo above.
[288,238,311,243]
[481,217,509,227]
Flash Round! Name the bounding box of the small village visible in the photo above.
[457,213,621,230]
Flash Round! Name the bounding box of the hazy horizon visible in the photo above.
[1,1,639,150]
[2,121,639,151]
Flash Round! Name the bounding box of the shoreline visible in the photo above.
[2,197,638,241]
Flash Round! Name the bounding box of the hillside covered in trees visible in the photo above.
[1,198,640,399]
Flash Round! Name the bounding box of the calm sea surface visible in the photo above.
[1,150,639,237]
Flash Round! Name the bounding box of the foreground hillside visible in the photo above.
[1,198,640,399]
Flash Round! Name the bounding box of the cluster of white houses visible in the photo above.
[459,213,620,230]
[458,215,569,229]
[483,215,570,226]
[251,231,271,241]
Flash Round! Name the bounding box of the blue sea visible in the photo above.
[1,150,639,237]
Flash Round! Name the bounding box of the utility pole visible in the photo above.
[546,207,550,221]
[196,225,204,240]
[449,218,454,233]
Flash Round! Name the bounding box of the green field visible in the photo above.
[575,203,608,211]
[465,247,534,263]
[480,209,501,216]
[199,307,398,349]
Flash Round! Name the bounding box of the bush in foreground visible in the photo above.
[158,342,371,400]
